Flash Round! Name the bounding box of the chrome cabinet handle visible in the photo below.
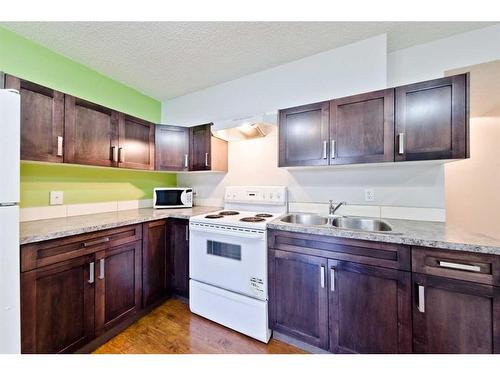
[118,147,124,163]
[438,261,481,272]
[322,141,327,159]
[88,262,95,284]
[184,154,188,168]
[331,140,336,159]
[330,267,336,291]
[398,133,405,154]
[57,136,63,157]
[83,237,110,248]
[417,285,425,313]
[98,259,105,280]
[320,265,325,288]
[205,152,209,167]
[111,146,118,162]
[185,226,189,242]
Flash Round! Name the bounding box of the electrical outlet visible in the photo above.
[364,188,375,202]
[50,191,64,205]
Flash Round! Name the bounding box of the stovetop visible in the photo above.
[189,210,279,230]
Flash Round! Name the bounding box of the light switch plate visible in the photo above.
[364,188,375,202]
[50,191,64,205]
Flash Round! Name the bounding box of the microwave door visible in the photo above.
[156,189,184,207]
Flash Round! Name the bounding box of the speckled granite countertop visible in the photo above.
[20,206,220,245]
[268,215,500,256]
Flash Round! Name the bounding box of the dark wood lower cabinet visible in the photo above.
[142,220,169,307]
[269,249,329,349]
[328,260,412,353]
[169,219,190,297]
[21,254,95,354]
[95,241,142,336]
[412,273,500,354]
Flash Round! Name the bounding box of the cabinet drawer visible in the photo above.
[412,247,500,286]
[268,230,410,271]
[21,224,142,272]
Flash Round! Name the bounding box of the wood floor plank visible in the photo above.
[94,298,305,354]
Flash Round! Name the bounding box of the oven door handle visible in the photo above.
[189,225,266,240]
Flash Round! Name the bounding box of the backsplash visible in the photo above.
[21,161,176,208]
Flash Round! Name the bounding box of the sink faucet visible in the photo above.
[329,200,346,216]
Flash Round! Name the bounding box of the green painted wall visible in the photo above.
[0,27,176,208]
[21,162,176,208]
[0,27,161,122]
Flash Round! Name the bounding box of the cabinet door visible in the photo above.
[155,125,190,171]
[64,95,119,167]
[5,75,64,163]
[330,89,394,165]
[169,219,190,297]
[278,101,330,167]
[94,240,142,335]
[190,124,212,171]
[328,260,412,353]
[21,254,95,353]
[118,114,155,170]
[142,220,169,307]
[268,249,329,349]
[395,74,468,161]
[412,273,500,353]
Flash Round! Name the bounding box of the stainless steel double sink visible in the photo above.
[280,213,394,233]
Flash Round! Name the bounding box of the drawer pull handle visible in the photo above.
[320,265,325,288]
[438,261,481,272]
[417,284,425,313]
[83,237,110,248]
[88,262,95,284]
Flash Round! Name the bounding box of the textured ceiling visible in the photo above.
[1,22,496,100]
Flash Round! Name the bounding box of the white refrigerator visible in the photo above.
[0,89,21,353]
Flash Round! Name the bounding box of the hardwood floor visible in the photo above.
[93,298,305,354]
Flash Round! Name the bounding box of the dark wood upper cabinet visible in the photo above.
[412,273,499,354]
[64,95,119,167]
[330,89,394,165]
[142,220,170,307]
[94,240,142,336]
[155,125,190,171]
[328,260,412,353]
[5,75,64,163]
[118,114,155,170]
[395,73,469,161]
[279,101,330,167]
[20,254,95,354]
[168,219,190,297]
[190,124,212,171]
[268,249,329,349]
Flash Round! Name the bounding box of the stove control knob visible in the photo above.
[269,193,274,200]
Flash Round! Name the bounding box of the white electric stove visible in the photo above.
[189,186,287,343]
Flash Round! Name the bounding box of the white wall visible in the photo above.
[162,35,387,126]
[164,27,500,219]
[387,24,500,86]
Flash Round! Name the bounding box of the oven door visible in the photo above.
[189,222,267,300]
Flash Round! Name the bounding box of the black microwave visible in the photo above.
[153,188,193,209]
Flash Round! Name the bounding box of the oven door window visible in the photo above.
[156,190,183,206]
[207,240,241,261]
